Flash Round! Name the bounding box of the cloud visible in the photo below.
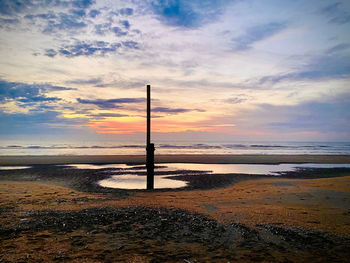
[94,22,111,35]
[71,0,95,9]
[326,43,350,54]
[119,8,133,16]
[152,77,255,91]
[260,54,350,84]
[209,94,350,140]
[93,78,147,89]
[150,0,230,28]
[122,41,139,49]
[17,1,97,34]
[56,41,121,57]
[320,2,350,25]
[232,22,288,51]
[43,12,87,33]
[152,107,205,114]
[0,1,139,59]
[89,112,129,118]
[112,26,128,36]
[45,49,57,57]
[224,97,247,104]
[65,77,103,85]
[152,107,191,113]
[263,98,350,133]
[77,97,146,109]
[69,8,86,17]
[0,17,20,26]
[0,80,71,103]
[0,0,94,16]
[24,12,57,20]
[88,9,100,18]
[18,96,61,103]
[0,0,33,15]
[0,110,87,135]
[120,20,130,29]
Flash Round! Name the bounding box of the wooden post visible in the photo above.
[147,85,150,146]
[146,84,154,190]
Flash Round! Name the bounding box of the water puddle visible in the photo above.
[0,166,31,170]
[65,162,350,190]
[99,174,187,189]
[161,163,350,175]
[64,164,132,169]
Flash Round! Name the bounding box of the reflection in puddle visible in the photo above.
[65,162,350,190]
[64,164,132,169]
[99,174,187,189]
[0,166,31,170]
[161,163,350,175]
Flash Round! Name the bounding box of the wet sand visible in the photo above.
[0,161,350,262]
[1,154,350,165]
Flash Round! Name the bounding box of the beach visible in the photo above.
[0,154,350,262]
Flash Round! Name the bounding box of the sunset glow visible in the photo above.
[1,0,349,142]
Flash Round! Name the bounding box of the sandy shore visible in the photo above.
[1,165,350,262]
[1,154,350,165]
[1,159,350,262]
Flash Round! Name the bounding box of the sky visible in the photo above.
[0,0,350,143]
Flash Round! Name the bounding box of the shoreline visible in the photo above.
[1,167,350,262]
[1,154,350,165]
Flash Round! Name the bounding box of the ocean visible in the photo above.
[0,141,349,155]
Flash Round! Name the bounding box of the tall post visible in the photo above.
[147,85,151,146]
[146,84,154,190]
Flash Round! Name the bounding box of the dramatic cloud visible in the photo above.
[77,98,146,109]
[1,0,349,141]
[231,22,287,51]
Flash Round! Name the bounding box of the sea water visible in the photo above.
[1,141,349,155]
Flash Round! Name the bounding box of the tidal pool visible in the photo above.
[160,163,350,175]
[99,174,187,189]
[66,163,350,190]
[0,166,31,170]
[64,164,133,169]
